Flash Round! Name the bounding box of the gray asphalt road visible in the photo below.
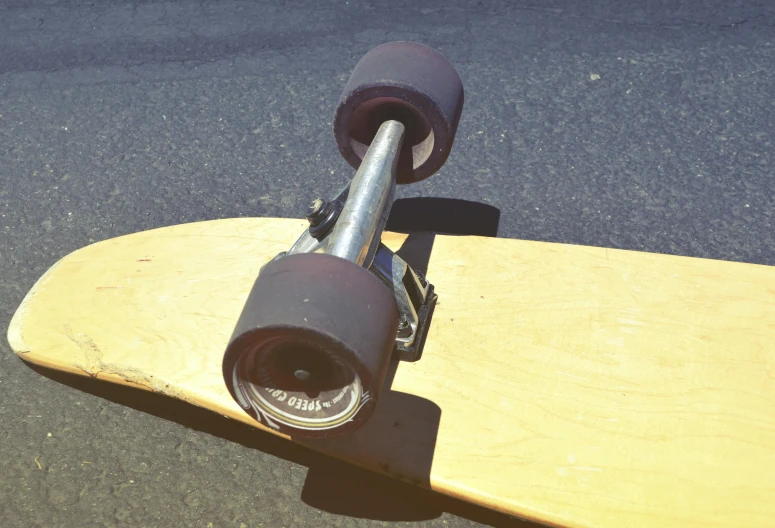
[2,1,773,526]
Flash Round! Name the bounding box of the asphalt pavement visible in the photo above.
[1,1,773,526]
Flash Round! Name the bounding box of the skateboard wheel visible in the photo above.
[223,253,399,439]
[334,41,464,184]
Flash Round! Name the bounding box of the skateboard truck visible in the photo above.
[223,42,464,439]
[280,123,436,363]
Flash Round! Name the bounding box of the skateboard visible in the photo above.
[8,42,775,528]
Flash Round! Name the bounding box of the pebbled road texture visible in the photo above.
[1,1,773,526]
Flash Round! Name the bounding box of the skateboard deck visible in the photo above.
[8,217,775,528]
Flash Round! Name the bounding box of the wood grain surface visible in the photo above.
[8,217,775,527]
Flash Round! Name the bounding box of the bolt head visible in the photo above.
[397,317,412,337]
[294,369,311,381]
[307,199,329,226]
[307,198,324,215]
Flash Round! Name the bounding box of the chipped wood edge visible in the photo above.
[6,218,235,356]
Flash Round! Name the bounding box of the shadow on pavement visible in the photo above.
[29,365,539,527]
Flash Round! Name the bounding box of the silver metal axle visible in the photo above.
[326,120,404,267]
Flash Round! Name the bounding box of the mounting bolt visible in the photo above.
[397,316,412,338]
